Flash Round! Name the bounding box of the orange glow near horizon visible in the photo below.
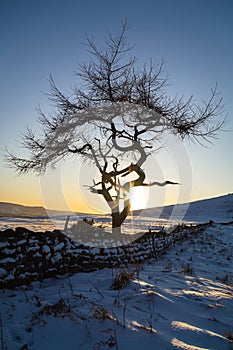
[1,183,231,214]
[1,163,231,214]
[1,171,179,213]
[0,164,186,213]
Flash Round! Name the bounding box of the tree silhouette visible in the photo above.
[6,21,225,233]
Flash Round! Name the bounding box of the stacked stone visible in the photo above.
[0,223,208,289]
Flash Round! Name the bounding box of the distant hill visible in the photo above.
[1,193,233,222]
[134,193,233,223]
[0,202,72,218]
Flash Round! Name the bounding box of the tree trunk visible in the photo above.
[111,198,131,234]
[111,212,122,234]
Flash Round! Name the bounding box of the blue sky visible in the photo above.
[0,0,232,211]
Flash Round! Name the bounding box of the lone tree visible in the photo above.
[6,22,225,234]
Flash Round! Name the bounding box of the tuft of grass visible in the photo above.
[181,263,194,275]
[93,306,112,321]
[225,330,233,342]
[222,274,229,283]
[163,259,173,272]
[0,313,7,350]
[93,306,120,326]
[38,298,72,318]
[93,328,118,349]
[31,298,73,327]
[110,271,135,290]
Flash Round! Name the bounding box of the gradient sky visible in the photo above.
[0,0,233,213]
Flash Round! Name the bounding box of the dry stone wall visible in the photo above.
[0,224,208,289]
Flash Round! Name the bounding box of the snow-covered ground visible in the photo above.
[1,223,233,350]
[140,193,233,224]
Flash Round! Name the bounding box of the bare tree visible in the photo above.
[6,21,225,234]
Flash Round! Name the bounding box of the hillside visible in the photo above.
[0,202,48,217]
[0,202,72,218]
[137,193,233,223]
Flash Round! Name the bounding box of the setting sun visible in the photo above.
[129,186,149,211]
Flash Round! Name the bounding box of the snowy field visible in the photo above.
[1,222,233,350]
[0,194,233,349]
[0,214,191,239]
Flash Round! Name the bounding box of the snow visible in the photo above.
[0,194,233,349]
[0,242,8,248]
[27,246,38,253]
[51,253,62,264]
[0,223,233,350]
[2,248,15,255]
[54,242,65,251]
[0,267,7,278]
[141,193,233,224]
[42,245,50,254]
[0,257,16,264]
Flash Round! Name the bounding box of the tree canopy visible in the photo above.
[6,21,226,232]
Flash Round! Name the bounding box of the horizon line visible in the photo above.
[1,192,232,215]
